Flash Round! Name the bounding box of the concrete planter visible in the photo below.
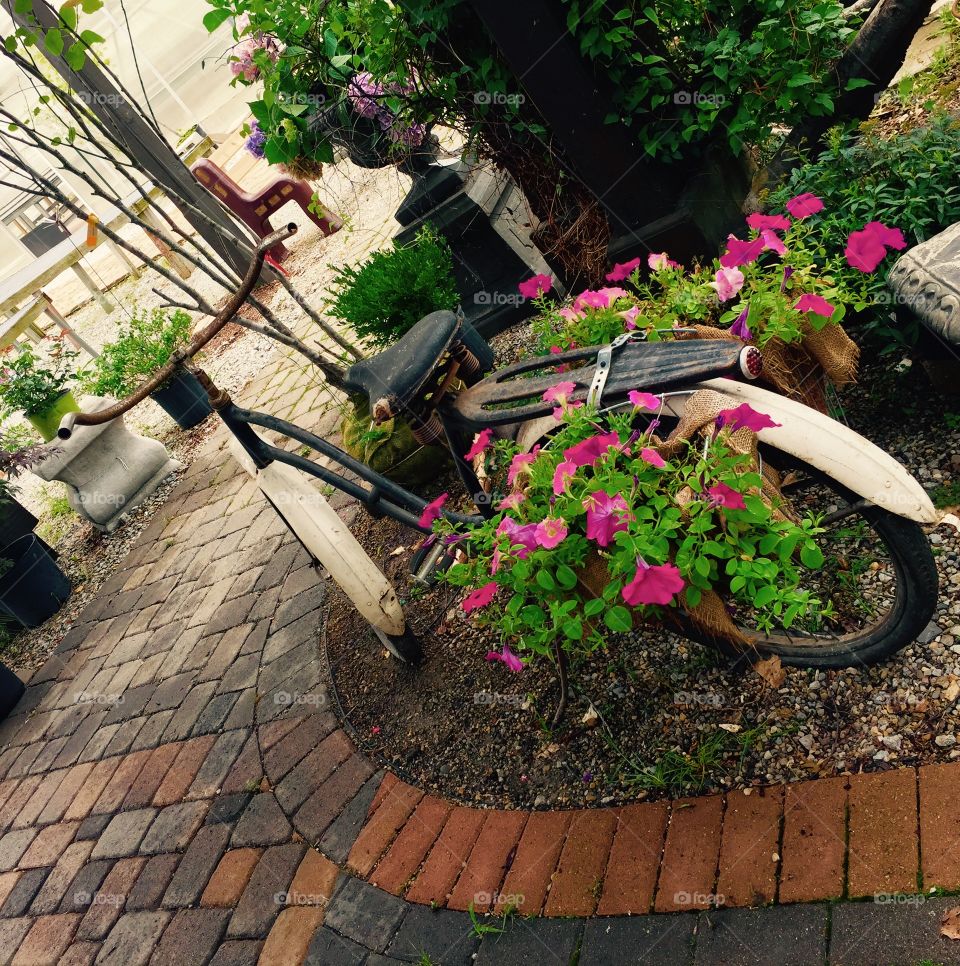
[31,397,182,532]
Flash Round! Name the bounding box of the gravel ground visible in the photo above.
[324,338,960,809]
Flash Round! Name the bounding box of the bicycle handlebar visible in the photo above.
[57,223,299,440]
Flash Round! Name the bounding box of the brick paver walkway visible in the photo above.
[0,356,959,964]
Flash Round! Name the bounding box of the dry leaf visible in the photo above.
[755,655,786,688]
[389,545,407,557]
[941,906,960,940]
[581,705,599,727]
[718,723,742,733]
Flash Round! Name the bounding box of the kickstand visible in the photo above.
[551,641,570,730]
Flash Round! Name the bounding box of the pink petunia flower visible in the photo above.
[629,390,661,410]
[535,517,568,549]
[622,559,685,606]
[863,221,906,251]
[794,293,835,318]
[785,193,824,219]
[418,493,448,528]
[563,432,621,468]
[464,581,498,613]
[464,428,493,461]
[640,447,666,468]
[606,257,642,282]
[746,212,791,232]
[507,446,540,486]
[552,459,577,495]
[648,252,679,271]
[558,306,584,323]
[710,266,745,302]
[719,234,766,269]
[543,381,582,420]
[716,403,782,434]
[497,491,526,511]
[707,482,746,510]
[621,306,640,330]
[729,305,752,342]
[518,274,553,299]
[496,517,539,558]
[599,286,630,304]
[760,229,787,256]
[573,290,608,311]
[485,644,523,672]
[583,491,633,547]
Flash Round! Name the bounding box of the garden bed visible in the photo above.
[323,344,960,809]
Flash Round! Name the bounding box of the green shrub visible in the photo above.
[325,225,459,349]
[0,341,79,416]
[765,117,960,315]
[84,307,193,399]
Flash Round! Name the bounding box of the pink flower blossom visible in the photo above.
[785,193,824,219]
[599,286,629,303]
[573,290,609,311]
[621,306,640,329]
[518,274,552,299]
[640,447,666,468]
[794,293,835,318]
[543,381,577,405]
[729,305,752,342]
[583,491,633,547]
[418,493,448,528]
[497,491,526,511]
[535,517,568,549]
[719,234,766,269]
[464,429,493,461]
[622,559,685,606]
[606,257,641,282]
[629,390,661,410]
[507,446,539,486]
[496,517,539,558]
[760,229,787,256]
[563,432,621,468]
[746,212,791,232]
[552,460,577,495]
[463,581,498,613]
[710,266,745,302]
[707,482,746,510]
[485,644,523,672]
[716,403,782,434]
[844,221,907,273]
[558,306,584,322]
[549,345,563,355]
[863,221,906,251]
[490,545,503,574]
[648,252,679,271]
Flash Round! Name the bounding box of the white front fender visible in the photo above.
[672,379,940,524]
[228,435,406,636]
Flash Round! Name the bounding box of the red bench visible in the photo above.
[191,159,342,261]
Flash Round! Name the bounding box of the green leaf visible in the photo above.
[563,618,583,640]
[80,0,103,11]
[754,586,777,608]
[686,586,702,608]
[14,0,31,13]
[583,598,605,618]
[65,42,86,70]
[556,565,578,590]
[604,606,632,633]
[800,544,824,569]
[202,8,231,33]
[43,27,64,57]
[535,570,556,592]
[79,29,105,46]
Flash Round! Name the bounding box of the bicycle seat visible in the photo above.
[344,310,461,418]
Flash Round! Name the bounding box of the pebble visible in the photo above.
[935,735,957,749]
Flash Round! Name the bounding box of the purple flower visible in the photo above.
[244,121,267,159]
[729,305,752,342]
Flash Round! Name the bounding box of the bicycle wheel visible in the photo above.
[679,449,939,668]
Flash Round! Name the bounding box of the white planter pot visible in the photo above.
[32,397,182,532]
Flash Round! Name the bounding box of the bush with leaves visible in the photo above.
[0,342,80,417]
[325,225,459,348]
[83,307,193,399]
[764,117,960,348]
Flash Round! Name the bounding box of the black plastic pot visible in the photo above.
[0,661,24,720]
[150,368,213,430]
[0,497,37,552]
[0,534,71,629]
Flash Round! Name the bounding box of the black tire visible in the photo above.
[373,626,423,665]
[679,457,939,669]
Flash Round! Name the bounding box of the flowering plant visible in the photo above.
[431,394,827,673]
[0,341,80,418]
[535,197,902,357]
